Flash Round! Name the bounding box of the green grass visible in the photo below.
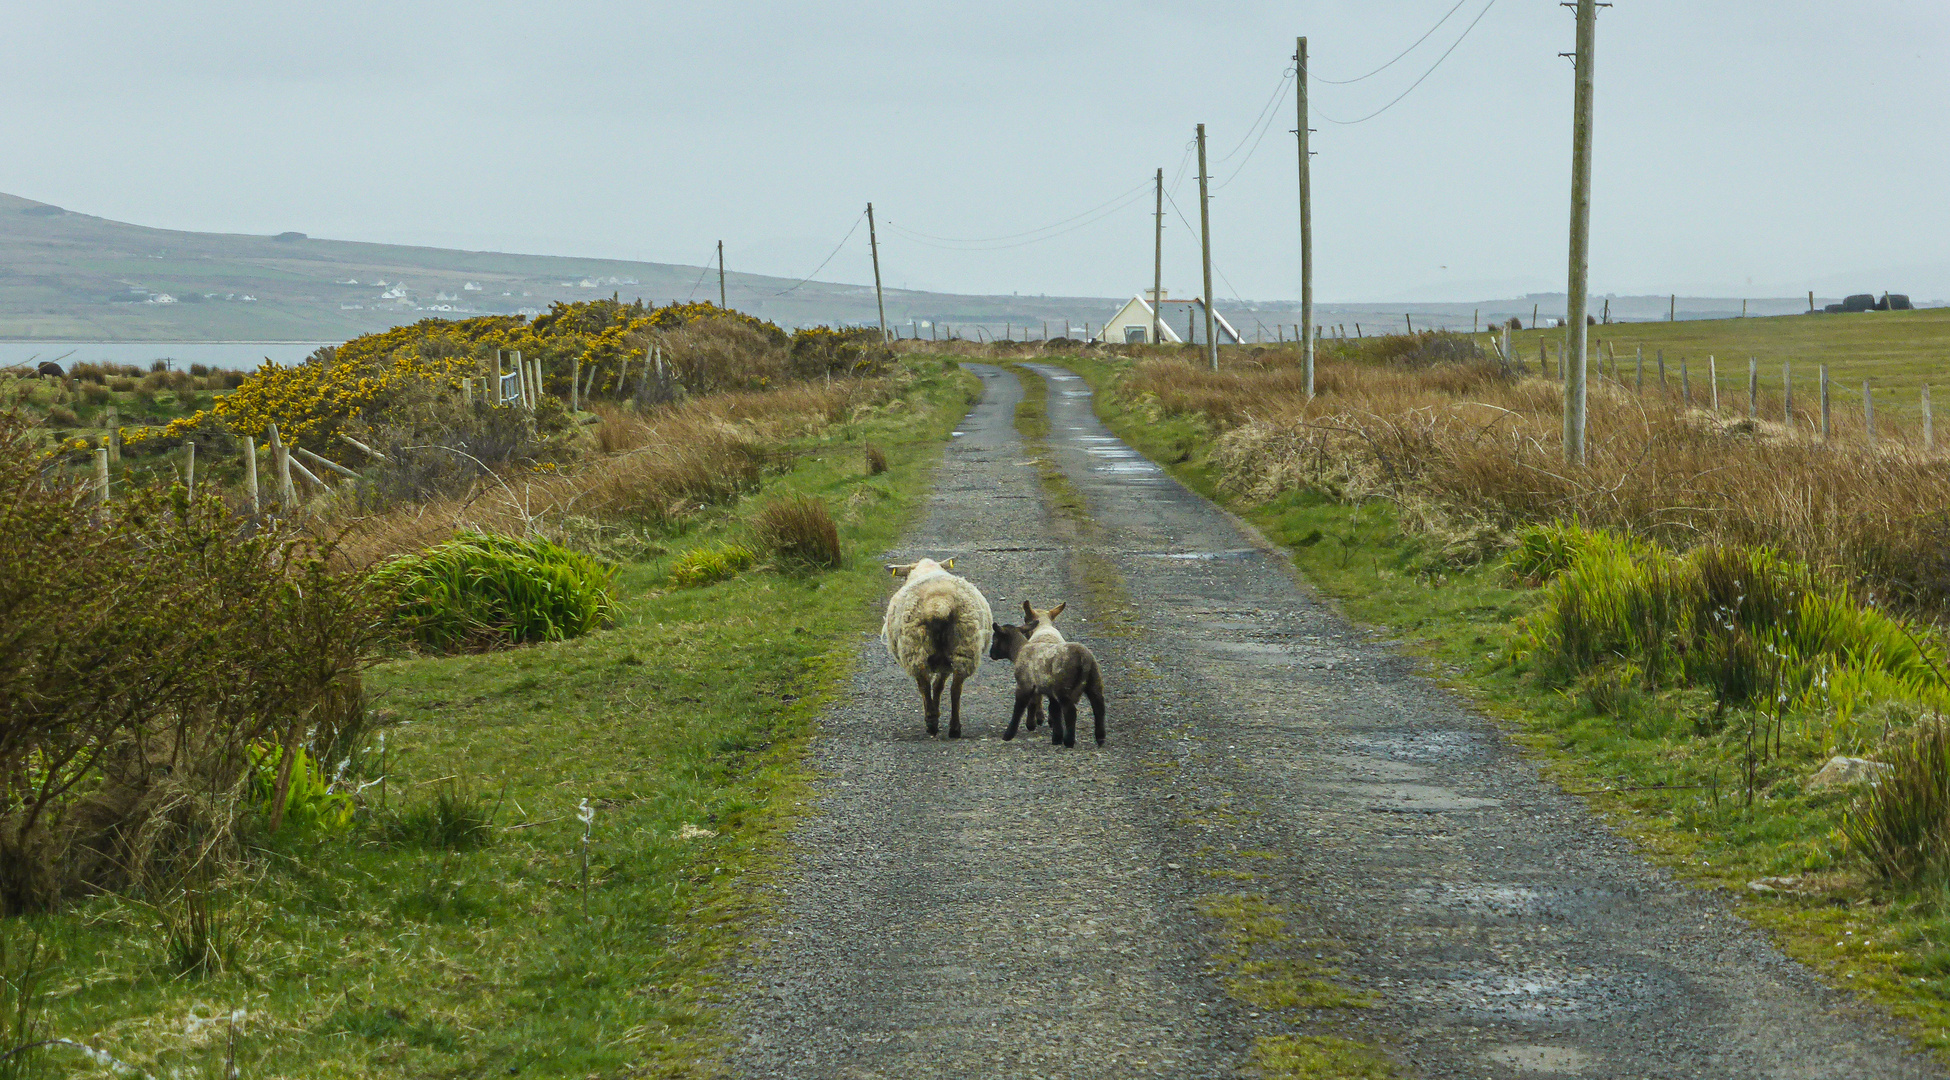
[1489,307,1950,422]
[1058,350,1950,1066]
[5,359,978,1078]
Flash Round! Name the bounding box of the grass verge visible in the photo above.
[12,358,978,1079]
[1057,351,1950,1066]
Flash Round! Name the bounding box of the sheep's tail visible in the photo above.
[917,592,960,672]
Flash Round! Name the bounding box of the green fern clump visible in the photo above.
[373,532,617,652]
[665,542,756,588]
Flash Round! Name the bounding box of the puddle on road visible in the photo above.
[1132,550,1260,562]
[1348,729,1489,764]
[1315,781,1500,813]
[1406,883,1546,918]
[1403,963,1666,1022]
[1485,1044,1594,1075]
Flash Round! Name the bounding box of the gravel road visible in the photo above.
[724,362,1940,1079]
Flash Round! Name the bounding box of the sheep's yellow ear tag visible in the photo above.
[944,558,955,569]
[889,567,898,576]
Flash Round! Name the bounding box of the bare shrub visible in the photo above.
[753,495,842,569]
[0,411,386,910]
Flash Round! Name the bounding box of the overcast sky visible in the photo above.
[4,2,1947,303]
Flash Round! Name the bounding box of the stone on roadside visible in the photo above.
[1806,755,1890,790]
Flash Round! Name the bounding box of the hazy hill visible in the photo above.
[0,191,1882,342]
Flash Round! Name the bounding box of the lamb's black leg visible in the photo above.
[1049,694,1063,746]
[915,672,936,736]
[1005,691,1033,741]
[1087,684,1107,746]
[1062,699,1078,749]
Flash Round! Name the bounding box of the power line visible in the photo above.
[882,176,1154,247]
[774,212,866,296]
[683,244,719,300]
[1312,0,1499,126]
[1213,69,1295,164]
[883,187,1152,252]
[1311,0,1472,84]
[1162,188,1250,308]
[1215,77,1294,190]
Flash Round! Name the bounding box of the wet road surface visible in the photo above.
[724,363,1939,1079]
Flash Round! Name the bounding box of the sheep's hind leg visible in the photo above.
[948,673,966,739]
[928,670,949,737]
[1049,695,1064,746]
[915,672,937,736]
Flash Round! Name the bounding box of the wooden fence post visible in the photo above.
[1865,382,1876,448]
[1782,361,1793,429]
[243,436,260,514]
[1681,358,1691,405]
[1747,357,1758,420]
[105,407,120,464]
[94,447,110,506]
[1820,365,1831,439]
[1926,385,1935,453]
[1541,339,1548,377]
[184,440,195,498]
[1657,349,1667,390]
[267,423,295,509]
[1636,345,1644,390]
[1709,356,1719,413]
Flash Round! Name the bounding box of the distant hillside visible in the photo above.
[0,191,1887,343]
[0,192,1129,341]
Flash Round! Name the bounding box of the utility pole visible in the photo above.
[1152,167,1164,345]
[1197,123,1217,371]
[1296,36,1314,397]
[866,203,887,341]
[717,240,726,309]
[1562,0,1597,465]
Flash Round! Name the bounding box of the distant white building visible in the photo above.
[145,293,178,304]
[463,281,482,291]
[1094,290,1243,346]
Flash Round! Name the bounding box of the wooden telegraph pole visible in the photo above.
[1152,168,1164,345]
[717,240,727,309]
[1196,123,1217,371]
[866,203,888,341]
[1296,36,1314,397]
[1562,0,1597,464]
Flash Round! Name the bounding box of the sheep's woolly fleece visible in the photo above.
[880,558,994,681]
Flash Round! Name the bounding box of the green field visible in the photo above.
[1495,308,1950,422]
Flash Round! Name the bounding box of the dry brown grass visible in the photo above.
[752,495,842,569]
[1123,349,1950,612]
[326,377,894,569]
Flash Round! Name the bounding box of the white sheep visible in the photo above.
[881,557,993,738]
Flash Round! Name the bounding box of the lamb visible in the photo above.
[881,557,994,739]
[996,601,1106,748]
[988,625,1043,732]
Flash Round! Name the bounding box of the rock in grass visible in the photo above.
[1807,755,1891,790]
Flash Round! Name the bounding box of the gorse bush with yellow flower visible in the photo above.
[131,299,808,448]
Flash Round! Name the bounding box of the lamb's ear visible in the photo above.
[885,562,914,577]
[1022,600,1036,621]
[1048,602,1066,619]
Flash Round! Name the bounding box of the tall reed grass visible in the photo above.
[1121,343,1950,613]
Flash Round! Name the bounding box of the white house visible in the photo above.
[1094,289,1243,346]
